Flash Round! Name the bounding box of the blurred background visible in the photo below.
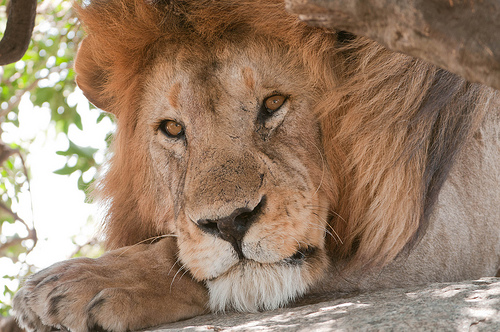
[0,0,114,316]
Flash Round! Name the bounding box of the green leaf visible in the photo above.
[53,165,78,175]
[34,87,55,105]
[57,141,98,158]
[96,112,108,123]
[0,214,15,225]
[74,111,83,130]
[78,176,94,194]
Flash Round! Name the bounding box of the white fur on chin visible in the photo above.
[206,260,309,313]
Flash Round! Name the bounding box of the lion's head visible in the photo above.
[139,40,333,311]
[74,0,487,312]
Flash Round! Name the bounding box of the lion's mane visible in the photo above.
[75,0,493,269]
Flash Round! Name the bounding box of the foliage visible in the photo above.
[0,0,111,315]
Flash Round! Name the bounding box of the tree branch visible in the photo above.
[0,0,38,65]
[0,148,38,255]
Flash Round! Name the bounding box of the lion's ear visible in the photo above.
[75,38,113,111]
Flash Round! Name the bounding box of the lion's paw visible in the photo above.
[13,258,132,332]
[13,241,209,332]
[12,285,50,332]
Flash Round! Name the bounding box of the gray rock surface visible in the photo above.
[145,278,500,331]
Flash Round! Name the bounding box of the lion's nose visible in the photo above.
[196,196,266,258]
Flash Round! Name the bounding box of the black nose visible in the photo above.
[196,196,266,258]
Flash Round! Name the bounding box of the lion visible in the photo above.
[12,0,500,331]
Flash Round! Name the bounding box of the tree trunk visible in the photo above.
[286,0,500,90]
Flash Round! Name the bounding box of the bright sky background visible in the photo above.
[0,0,113,309]
[0,88,114,302]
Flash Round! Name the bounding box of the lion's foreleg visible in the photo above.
[13,237,209,332]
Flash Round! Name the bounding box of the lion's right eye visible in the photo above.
[264,95,286,113]
[159,120,184,138]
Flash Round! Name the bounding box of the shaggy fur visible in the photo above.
[76,0,490,266]
[13,0,500,331]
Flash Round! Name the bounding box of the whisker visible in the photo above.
[168,256,183,276]
[310,212,344,244]
[170,262,188,292]
[177,268,191,282]
[304,218,339,243]
[305,204,348,225]
[321,226,342,244]
[117,234,178,257]
[329,210,348,225]
[312,142,326,197]
[290,236,310,249]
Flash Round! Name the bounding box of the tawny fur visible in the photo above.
[75,0,493,266]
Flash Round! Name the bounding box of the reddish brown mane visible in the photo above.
[75,0,489,269]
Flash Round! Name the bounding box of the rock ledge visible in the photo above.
[147,278,500,331]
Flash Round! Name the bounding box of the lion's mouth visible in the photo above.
[205,246,317,282]
[282,246,317,264]
[241,245,317,266]
[238,245,316,266]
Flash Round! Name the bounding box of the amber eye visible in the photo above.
[264,95,286,112]
[160,120,184,138]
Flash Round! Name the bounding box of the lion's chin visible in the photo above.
[205,248,319,313]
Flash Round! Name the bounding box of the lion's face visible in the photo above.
[139,40,330,311]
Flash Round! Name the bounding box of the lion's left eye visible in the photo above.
[159,120,184,138]
[264,95,286,112]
